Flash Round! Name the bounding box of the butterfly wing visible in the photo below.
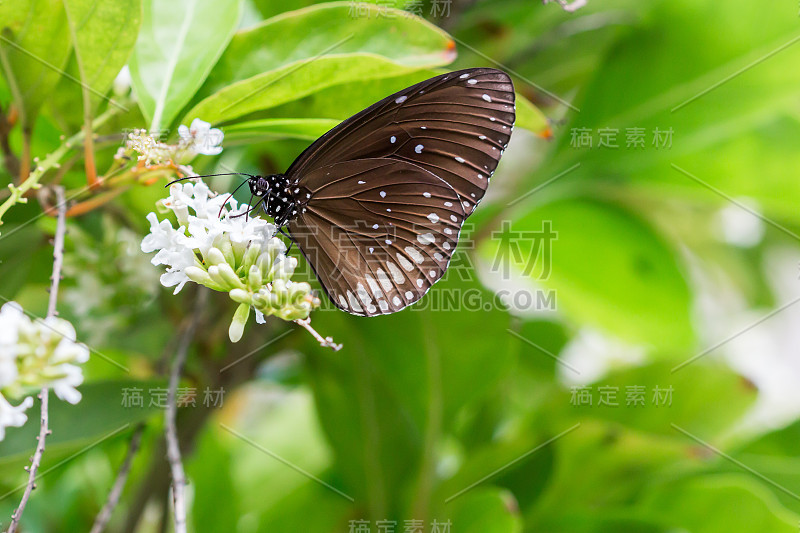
[287,158,466,316]
[286,67,515,217]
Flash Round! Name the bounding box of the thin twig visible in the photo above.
[0,103,20,178]
[294,318,342,351]
[165,290,207,533]
[0,103,123,227]
[7,186,66,533]
[89,424,145,533]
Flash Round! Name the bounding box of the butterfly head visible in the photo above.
[247,173,296,226]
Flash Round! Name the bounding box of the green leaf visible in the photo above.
[197,2,455,100]
[303,275,515,518]
[515,93,549,137]
[640,474,799,533]
[0,379,164,466]
[479,197,695,350]
[0,0,72,128]
[186,54,432,126]
[569,361,757,438]
[239,64,549,138]
[223,118,340,143]
[542,0,800,222]
[446,488,522,533]
[525,421,687,531]
[62,0,142,110]
[129,0,243,130]
[184,1,456,125]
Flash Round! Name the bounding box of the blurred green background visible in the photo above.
[1,0,800,531]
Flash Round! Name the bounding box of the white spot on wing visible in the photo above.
[395,96,407,104]
[418,233,435,245]
[416,279,424,287]
[427,213,439,223]
[396,253,414,271]
[380,191,386,198]
[455,156,465,163]
[387,262,404,283]
[423,192,431,198]
[390,136,396,143]
[468,79,478,85]
[366,275,382,298]
[376,269,392,291]
[347,291,363,313]
[482,94,492,102]
[338,294,348,309]
[405,291,414,299]
[415,144,424,154]
[392,296,401,306]
[405,246,424,264]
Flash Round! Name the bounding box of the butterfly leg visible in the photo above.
[278,227,295,254]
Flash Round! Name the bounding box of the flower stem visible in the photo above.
[165,290,207,533]
[7,186,66,533]
[89,424,145,533]
[0,106,122,228]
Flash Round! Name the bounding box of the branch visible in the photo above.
[165,290,207,533]
[0,105,121,228]
[294,318,342,351]
[0,103,20,178]
[89,424,145,533]
[7,186,67,533]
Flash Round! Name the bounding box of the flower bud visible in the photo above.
[229,288,251,304]
[228,303,250,342]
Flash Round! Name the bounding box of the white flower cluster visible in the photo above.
[0,302,89,440]
[125,119,223,165]
[141,180,319,342]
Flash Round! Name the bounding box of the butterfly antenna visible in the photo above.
[166,172,257,188]
[217,178,253,218]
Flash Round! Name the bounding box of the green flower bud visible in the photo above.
[228,303,250,342]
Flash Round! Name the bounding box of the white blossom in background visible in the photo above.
[178,119,224,156]
[141,179,319,342]
[124,118,224,165]
[0,301,89,440]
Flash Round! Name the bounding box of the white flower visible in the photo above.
[124,117,223,166]
[141,213,195,294]
[0,394,33,441]
[0,301,90,439]
[141,179,319,341]
[178,119,224,156]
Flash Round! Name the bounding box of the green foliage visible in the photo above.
[0,0,798,531]
[63,0,142,111]
[129,0,243,130]
[0,0,72,128]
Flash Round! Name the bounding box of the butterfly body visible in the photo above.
[247,173,301,226]
[240,68,515,316]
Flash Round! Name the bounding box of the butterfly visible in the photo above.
[209,68,514,316]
